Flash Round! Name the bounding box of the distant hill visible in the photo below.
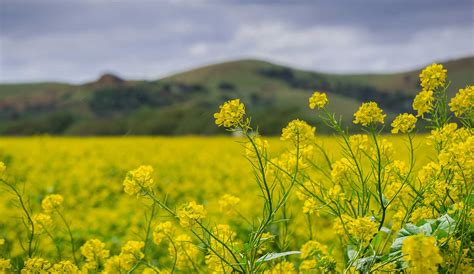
[0,56,472,135]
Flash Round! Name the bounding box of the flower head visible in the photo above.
[246,137,269,158]
[80,239,110,267]
[41,194,64,213]
[353,102,386,126]
[413,90,434,117]
[419,63,447,92]
[391,113,417,134]
[22,257,51,272]
[281,119,315,146]
[449,85,473,117]
[52,260,79,273]
[346,216,378,245]
[32,213,53,234]
[178,201,207,227]
[214,99,246,128]
[0,162,5,173]
[309,91,328,109]
[219,194,240,215]
[123,165,154,196]
[0,258,12,272]
[402,234,443,272]
[153,221,175,245]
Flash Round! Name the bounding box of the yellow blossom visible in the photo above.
[281,119,315,146]
[0,162,5,174]
[353,102,386,126]
[0,258,11,272]
[214,99,246,128]
[80,239,110,268]
[51,260,79,273]
[419,63,447,92]
[349,134,369,152]
[172,234,199,270]
[246,137,269,159]
[264,261,296,274]
[309,91,328,109]
[302,197,319,215]
[391,113,417,134]
[402,234,443,272]
[153,221,175,245]
[331,158,352,183]
[21,257,51,273]
[41,194,64,213]
[449,85,473,117]
[300,240,328,259]
[123,165,154,196]
[177,201,207,227]
[32,213,53,234]
[413,90,434,117]
[346,216,378,245]
[218,194,240,215]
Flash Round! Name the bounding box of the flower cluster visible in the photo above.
[353,102,386,126]
[419,63,447,92]
[214,99,246,128]
[391,113,417,134]
[402,234,443,272]
[123,165,155,196]
[177,201,207,227]
[449,85,473,117]
[412,90,434,117]
[281,119,315,146]
[41,194,64,213]
[309,91,328,109]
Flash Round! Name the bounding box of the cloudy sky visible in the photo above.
[1,0,473,83]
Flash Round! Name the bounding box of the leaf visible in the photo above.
[256,251,301,263]
[354,256,379,272]
[390,222,433,251]
[436,214,456,234]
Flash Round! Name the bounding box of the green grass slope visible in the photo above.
[0,56,472,135]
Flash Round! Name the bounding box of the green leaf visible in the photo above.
[256,251,301,263]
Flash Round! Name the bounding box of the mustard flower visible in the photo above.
[214,99,246,128]
[300,259,318,271]
[300,240,328,259]
[218,194,240,215]
[246,137,269,159]
[391,113,417,134]
[41,194,64,213]
[51,260,79,273]
[331,158,352,183]
[177,201,207,227]
[309,91,328,109]
[0,258,11,272]
[80,239,110,268]
[412,90,434,117]
[123,165,154,196]
[0,162,5,174]
[303,198,319,216]
[118,241,145,269]
[347,216,378,245]
[402,234,443,272]
[281,119,315,146]
[172,234,199,270]
[449,85,473,117]
[349,134,369,152]
[353,102,386,126]
[419,63,447,92]
[21,257,51,273]
[32,213,53,234]
[153,221,175,245]
[265,261,296,274]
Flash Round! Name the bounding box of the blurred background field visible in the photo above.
[0,135,432,261]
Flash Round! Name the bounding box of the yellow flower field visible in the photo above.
[0,63,472,273]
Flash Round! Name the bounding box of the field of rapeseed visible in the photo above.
[0,64,472,273]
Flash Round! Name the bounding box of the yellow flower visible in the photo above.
[353,102,386,126]
[391,113,417,134]
[214,99,246,128]
[410,206,433,223]
[172,234,199,270]
[0,162,5,173]
[246,137,269,159]
[21,257,51,273]
[0,238,4,245]
[412,90,434,117]
[123,165,154,196]
[80,239,110,267]
[300,240,328,259]
[309,91,328,109]
[349,134,369,152]
[281,119,315,146]
[118,241,145,269]
[218,194,240,215]
[32,213,53,234]
[419,63,447,92]
[51,260,79,273]
[300,259,318,271]
[177,201,207,227]
[0,258,12,272]
[153,221,175,245]
[331,158,352,183]
[302,197,319,215]
[265,261,296,274]
[402,234,443,272]
[346,216,378,245]
[41,194,64,213]
[449,85,473,117]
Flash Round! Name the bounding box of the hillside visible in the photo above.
[0,56,472,135]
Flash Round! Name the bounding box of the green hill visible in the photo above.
[0,56,472,135]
